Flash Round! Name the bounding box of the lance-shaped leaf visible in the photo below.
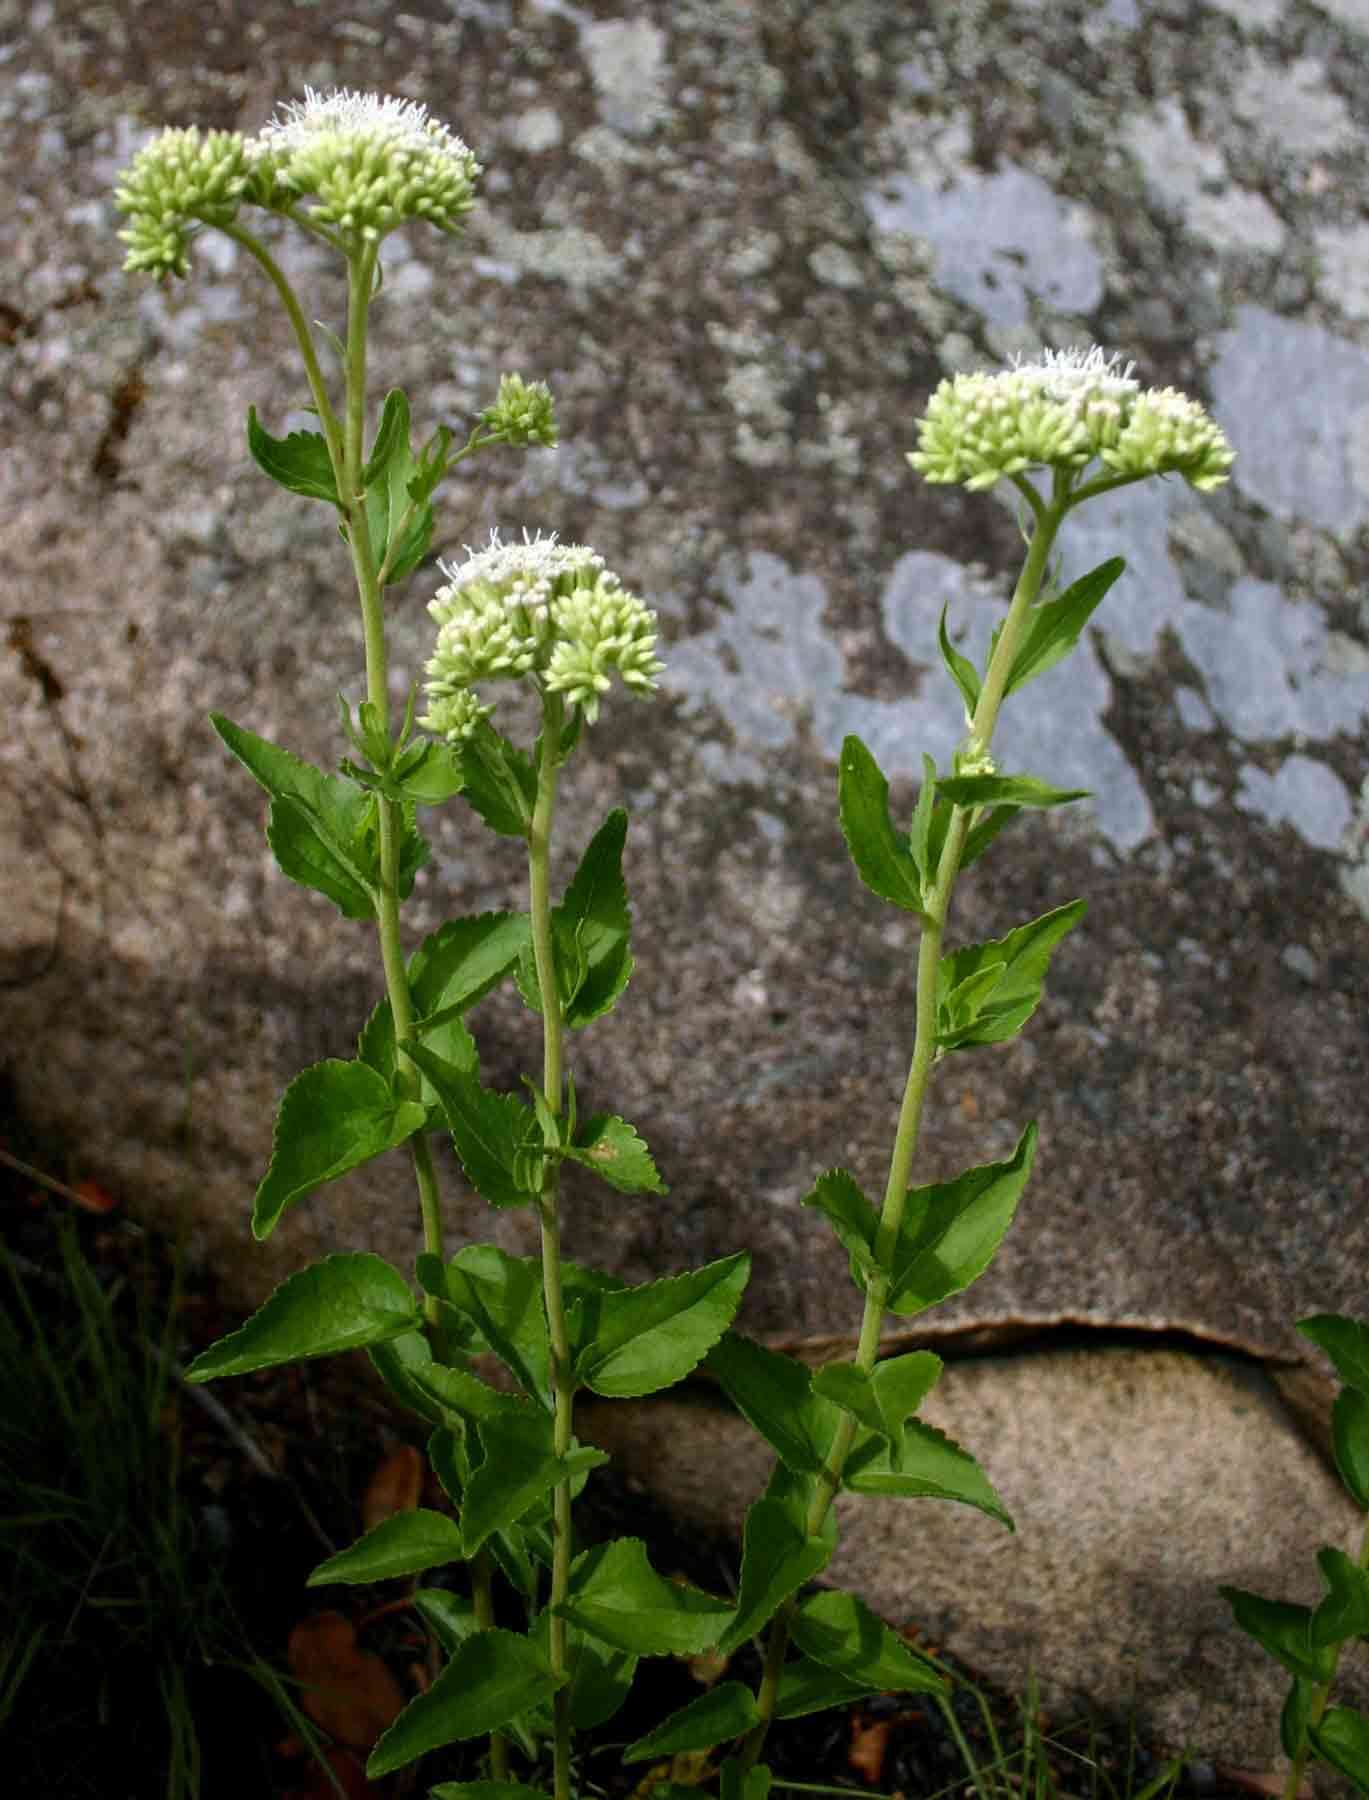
[938,605,980,717]
[936,774,1089,810]
[1220,1588,1336,1683]
[1334,1387,1369,1511]
[462,1410,607,1555]
[361,389,435,584]
[528,1611,639,1732]
[369,1330,445,1424]
[1300,1314,1369,1398]
[406,1360,529,1427]
[812,1353,943,1464]
[408,1044,539,1211]
[430,1246,550,1403]
[886,1125,1036,1316]
[518,810,634,1028]
[250,1060,428,1240]
[706,1331,841,1476]
[845,1417,1013,1529]
[838,736,925,916]
[801,1169,879,1288]
[907,754,941,896]
[573,1253,750,1399]
[624,1683,762,1764]
[936,900,1086,1051]
[367,1630,563,1778]
[414,1590,482,1659]
[185,1253,419,1382]
[1310,1546,1369,1648]
[1282,1677,1314,1760]
[564,1114,666,1195]
[792,1591,946,1696]
[774,1658,885,1719]
[1311,1709,1369,1797]
[460,721,537,838]
[558,1538,734,1656]
[246,406,340,507]
[717,1498,832,1654]
[212,714,376,919]
[308,1509,466,1586]
[1002,556,1125,699]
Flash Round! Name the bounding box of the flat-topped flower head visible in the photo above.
[909,345,1233,496]
[114,126,255,277]
[249,88,480,248]
[421,530,663,736]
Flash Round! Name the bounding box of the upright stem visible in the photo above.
[741,486,1069,1773]
[1283,1510,1369,1800]
[528,691,575,1800]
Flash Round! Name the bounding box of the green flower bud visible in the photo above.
[114,126,254,277]
[248,87,480,250]
[416,687,494,744]
[480,373,558,448]
[1100,386,1236,492]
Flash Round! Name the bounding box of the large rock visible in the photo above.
[2,0,1367,1767]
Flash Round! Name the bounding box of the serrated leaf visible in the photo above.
[801,1170,878,1287]
[1300,1315,1369,1398]
[1310,1546,1369,1647]
[763,1461,839,1553]
[1220,1588,1335,1683]
[938,606,981,716]
[185,1253,419,1381]
[250,1059,428,1239]
[212,713,376,919]
[565,1113,666,1195]
[413,1590,482,1658]
[406,1361,528,1426]
[1334,1387,1369,1511]
[246,406,340,507]
[362,389,434,584]
[367,1630,562,1778]
[575,1253,750,1399]
[437,1246,550,1403]
[887,1125,1036,1316]
[706,1331,841,1476]
[813,1354,943,1460]
[520,811,634,1028]
[463,1411,606,1556]
[1311,1709,1369,1797]
[718,1498,832,1654]
[936,901,1086,1051]
[396,739,465,806]
[460,721,537,838]
[407,1045,539,1210]
[368,1330,444,1424]
[936,774,1089,809]
[558,1538,733,1656]
[838,736,925,916]
[307,1509,465,1586]
[623,1683,762,1764]
[774,1657,883,1720]
[792,1590,947,1696]
[845,1417,1014,1528]
[1003,557,1124,698]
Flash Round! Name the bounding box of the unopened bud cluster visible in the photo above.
[480,374,558,449]
[421,533,664,737]
[910,347,1234,495]
[115,88,480,275]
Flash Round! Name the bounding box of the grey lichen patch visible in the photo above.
[1123,100,1285,255]
[1316,222,1369,322]
[577,16,670,139]
[1236,755,1354,852]
[1230,49,1356,158]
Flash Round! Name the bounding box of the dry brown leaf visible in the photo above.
[362,1443,424,1530]
[848,1714,893,1786]
[287,1610,407,1750]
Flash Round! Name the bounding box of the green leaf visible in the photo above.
[307,1509,465,1586]
[575,1253,750,1399]
[813,1353,943,1460]
[212,714,376,919]
[367,1630,563,1778]
[519,811,634,1028]
[845,1417,1014,1529]
[460,721,537,838]
[1220,1588,1336,1683]
[936,774,1089,810]
[960,804,1023,870]
[763,1462,838,1554]
[394,739,465,806]
[407,1046,539,1210]
[623,1683,762,1764]
[886,1125,1036,1316]
[938,606,981,717]
[718,1498,832,1654]
[246,406,340,507]
[1310,1546,1369,1647]
[774,1658,883,1720]
[1311,1709,1369,1797]
[563,1623,638,1732]
[1281,1676,1314,1761]
[564,1114,667,1195]
[368,1330,444,1424]
[936,901,1086,1051]
[431,1784,551,1800]
[907,755,940,894]
[251,1060,428,1240]
[463,1411,606,1556]
[792,1590,947,1696]
[436,1246,550,1403]
[838,736,925,916]
[720,1762,772,1800]
[801,1170,879,1288]
[705,1331,841,1476]
[185,1253,419,1381]
[406,1361,528,1426]
[1334,1387,1369,1511]
[413,1589,482,1659]
[558,1538,733,1656]
[1002,557,1124,699]
[362,389,434,584]
[1300,1315,1369,1398]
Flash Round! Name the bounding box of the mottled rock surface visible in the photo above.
[3,0,1368,1768]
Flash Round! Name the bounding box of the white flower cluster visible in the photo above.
[909,346,1233,495]
[420,532,664,738]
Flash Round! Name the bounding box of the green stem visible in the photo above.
[738,483,1070,1774]
[1283,1510,1369,1800]
[471,1547,510,1781]
[529,691,575,1800]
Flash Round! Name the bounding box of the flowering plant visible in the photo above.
[115,90,1237,1800]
